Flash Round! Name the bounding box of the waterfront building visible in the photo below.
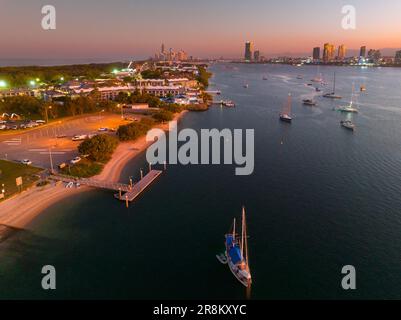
[244,41,253,61]
[395,50,401,64]
[254,50,260,62]
[360,46,367,58]
[313,47,320,61]
[0,88,39,98]
[368,49,382,64]
[323,43,335,63]
[337,45,346,60]
[135,79,166,87]
[143,85,184,97]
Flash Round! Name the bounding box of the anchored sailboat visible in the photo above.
[337,83,358,113]
[218,207,252,288]
[280,93,293,122]
[323,72,342,99]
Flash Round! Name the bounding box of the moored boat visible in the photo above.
[341,120,355,131]
[224,207,252,288]
[303,99,317,106]
[323,72,342,99]
[280,93,293,122]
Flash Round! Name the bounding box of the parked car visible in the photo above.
[98,127,108,132]
[72,134,87,141]
[0,125,6,130]
[70,157,82,165]
[36,120,46,124]
[21,159,32,165]
[56,134,67,139]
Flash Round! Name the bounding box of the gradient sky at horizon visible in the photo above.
[1,0,400,60]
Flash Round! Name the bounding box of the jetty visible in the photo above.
[49,169,163,203]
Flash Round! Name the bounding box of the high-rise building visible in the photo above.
[244,41,253,61]
[360,46,366,58]
[368,49,382,64]
[313,47,320,60]
[338,45,346,60]
[395,50,401,64]
[254,50,260,62]
[161,43,165,54]
[323,43,335,63]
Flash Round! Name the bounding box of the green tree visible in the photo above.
[78,134,118,162]
[152,110,174,123]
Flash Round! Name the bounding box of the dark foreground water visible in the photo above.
[1,64,401,299]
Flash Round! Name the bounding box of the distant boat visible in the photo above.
[243,83,249,88]
[303,99,317,106]
[315,87,321,92]
[341,120,355,131]
[360,85,366,92]
[219,206,252,288]
[337,83,358,113]
[323,72,342,99]
[222,100,235,107]
[296,75,303,79]
[280,93,293,123]
[262,76,268,80]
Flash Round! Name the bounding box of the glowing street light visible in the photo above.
[0,80,7,88]
[29,80,36,86]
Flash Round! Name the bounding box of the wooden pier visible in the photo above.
[114,170,162,202]
[50,169,163,203]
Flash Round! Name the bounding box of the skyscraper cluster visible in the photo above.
[155,43,188,62]
[244,42,263,62]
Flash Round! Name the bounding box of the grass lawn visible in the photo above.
[60,158,104,178]
[0,160,43,200]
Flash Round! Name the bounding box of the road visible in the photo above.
[0,113,131,169]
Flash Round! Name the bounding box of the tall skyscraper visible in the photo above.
[254,50,260,62]
[360,46,366,58]
[323,43,335,63]
[338,45,346,60]
[313,47,321,60]
[161,43,165,54]
[395,50,401,64]
[244,41,253,61]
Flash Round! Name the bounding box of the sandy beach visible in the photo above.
[0,111,187,233]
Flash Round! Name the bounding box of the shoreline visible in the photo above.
[0,111,187,235]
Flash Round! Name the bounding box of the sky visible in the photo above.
[0,0,400,62]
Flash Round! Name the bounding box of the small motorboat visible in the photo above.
[216,253,228,265]
[303,99,317,106]
[341,120,355,131]
[315,87,321,92]
[280,93,293,123]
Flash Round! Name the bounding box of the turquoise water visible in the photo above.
[1,63,401,299]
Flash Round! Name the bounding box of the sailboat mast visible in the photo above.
[233,218,236,239]
[241,207,245,258]
[333,72,336,94]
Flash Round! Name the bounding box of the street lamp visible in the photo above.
[45,105,52,123]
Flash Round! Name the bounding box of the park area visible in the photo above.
[0,160,43,200]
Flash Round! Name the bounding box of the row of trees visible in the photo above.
[0,63,126,88]
[0,95,117,120]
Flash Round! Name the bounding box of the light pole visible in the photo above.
[45,105,52,123]
[49,148,54,174]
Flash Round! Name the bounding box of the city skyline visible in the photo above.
[0,0,401,61]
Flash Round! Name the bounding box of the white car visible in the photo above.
[98,127,108,132]
[0,125,6,130]
[36,120,46,124]
[70,157,82,165]
[72,134,87,141]
[21,159,32,165]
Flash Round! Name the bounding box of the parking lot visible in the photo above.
[0,113,132,169]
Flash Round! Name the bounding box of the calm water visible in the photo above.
[1,64,401,299]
